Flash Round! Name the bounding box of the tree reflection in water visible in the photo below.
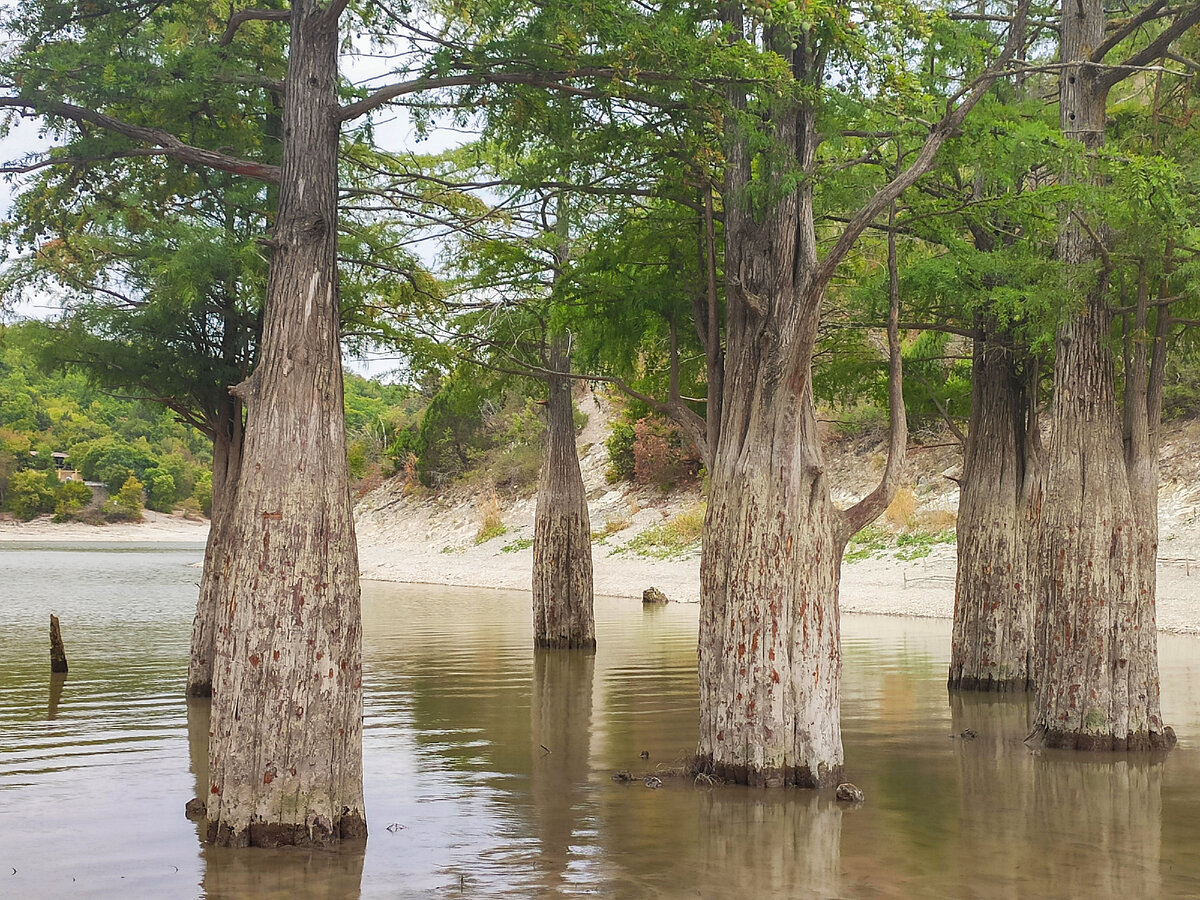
[950,691,1164,898]
[530,649,597,892]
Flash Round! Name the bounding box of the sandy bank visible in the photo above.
[0,509,210,543]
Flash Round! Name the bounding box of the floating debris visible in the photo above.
[612,770,634,782]
[644,776,663,789]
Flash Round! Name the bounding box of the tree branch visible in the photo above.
[0,96,281,183]
[1090,0,1170,63]
[1097,2,1200,90]
[339,67,690,122]
[219,8,291,47]
[836,195,907,549]
[810,0,1030,294]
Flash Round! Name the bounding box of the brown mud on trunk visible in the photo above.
[695,379,844,787]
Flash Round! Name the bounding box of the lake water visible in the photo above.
[3,542,1200,898]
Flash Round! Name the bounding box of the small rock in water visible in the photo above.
[639,750,650,759]
[612,770,634,782]
[959,729,977,741]
[644,776,663,789]
[642,587,669,604]
[835,782,864,804]
[184,797,206,820]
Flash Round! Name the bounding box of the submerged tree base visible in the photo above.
[948,674,1033,693]
[185,681,213,699]
[1026,725,1177,752]
[534,636,596,651]
[689,755,843,789]
[205,813,368,848]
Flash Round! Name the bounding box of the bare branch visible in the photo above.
[1097,2,1200,90]
[1091,0,1170,63]
[0,147,167,175]
[0,96,280,183]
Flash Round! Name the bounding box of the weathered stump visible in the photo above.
[49,614,68,674]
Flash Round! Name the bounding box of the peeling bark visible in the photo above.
[532,336,596,650]
[205,0,366,846]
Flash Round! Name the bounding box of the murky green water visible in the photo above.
[3,542,1200,898]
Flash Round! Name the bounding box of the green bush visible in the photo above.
[347,438,369,480]
[142,466,177,512]
[53,479,94,521]
[191,472,213,517]
[7,469,58,520]
[605,421,636,482]
[105,475,145,522]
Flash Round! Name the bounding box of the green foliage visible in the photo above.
[894,529,956,561]
[6,469,58,520]
[0,324,210,510]
[105,476,145,522]
[501,537,534,553]
[619,505,706,560]
[53,480,94,522]
[191,472,213,517]
[142,466,177,513]
[605,421,636,482]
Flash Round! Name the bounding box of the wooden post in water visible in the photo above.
[49,614,68,674]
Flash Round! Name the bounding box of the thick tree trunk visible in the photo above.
[204,0,366,846]
[532,337,596,650]
[949,329,1036,691]
[187,399,243,697]
[1030,0,1172,750]
[696,359,844,787]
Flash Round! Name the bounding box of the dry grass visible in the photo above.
[913,508,958,532]
[474,489,506,544]
[885,485,917,528]
[604,512,633,534]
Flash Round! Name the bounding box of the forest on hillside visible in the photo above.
[3,0,1200,852]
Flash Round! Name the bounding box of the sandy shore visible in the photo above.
[0,510,211,542]
[6,439,1199,635]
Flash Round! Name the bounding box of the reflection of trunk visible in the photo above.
[530,650,595,890]
[1028,759,1163,897]
[532,336,595,650]
[1031,0,1171,750]
[187,396,243,697]
[187,697,211,810]
[697,791,842,895]
[205,0,366,846]
[950,328,1036,691]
